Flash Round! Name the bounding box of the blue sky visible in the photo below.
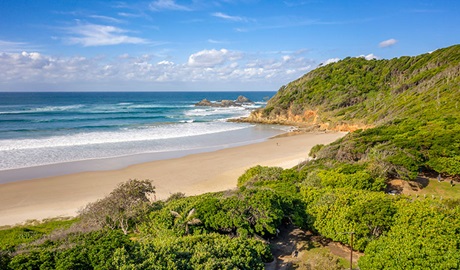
[0,0,459,91]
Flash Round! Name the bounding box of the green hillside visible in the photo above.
[249,44,460,180]
[252,44,460,128]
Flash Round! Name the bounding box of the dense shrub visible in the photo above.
[359,200,460,269]
[301,187,397,251]
[7,230,137,270]
[137,234,272,269]
[237,165,284,187]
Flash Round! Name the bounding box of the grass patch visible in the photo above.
[293,245,359,270]
[418,179,460,200]
[0,217,77,250]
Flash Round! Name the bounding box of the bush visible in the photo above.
[427,156,460,176]
[137,234,271,269]
[7,230,137,270]
[79,179,155,234]
[237,166,284,187]
[309,144,325,158]
[302,188,397,251]
[359,200,460,269]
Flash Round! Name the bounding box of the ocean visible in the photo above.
[0,91,287,182]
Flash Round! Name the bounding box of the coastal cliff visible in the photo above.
[242,44,460,132]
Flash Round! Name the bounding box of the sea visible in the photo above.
[0,91,287,183]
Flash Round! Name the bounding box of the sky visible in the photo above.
[0,0,459,92]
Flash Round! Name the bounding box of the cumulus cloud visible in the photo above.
[0,51,91,82]
[0,49,316,90]
[149,0,192,11]
[379,38,398,48]
[319,54,377,67]
[211,12,247,22]
[187,49,242,67]
[63,23,148,47]
[362,53,378,60]
[157,60,174,65]
[322,57,340,65]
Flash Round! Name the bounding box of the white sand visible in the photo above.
[0,132,345,226]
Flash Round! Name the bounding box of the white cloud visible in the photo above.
[322,58,340,65]
[379,38,398,48]
[117,12,144,18]
[149,0,192,11]
[0,49,316,90]
[356,53,378,60]
[0,40,38,52]
[187,49,242,67]
[63,23,148,47]
[157,60,174,65]
[89,15,124,24]
[363,53,378,60]
[208,39,226,44]
[0,51,90,82]
[211,12,247,22]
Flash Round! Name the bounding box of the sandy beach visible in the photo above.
[0,132,345,227]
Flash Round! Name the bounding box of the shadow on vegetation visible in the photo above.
[415,177,430,188]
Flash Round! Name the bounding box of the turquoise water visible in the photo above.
[0,92,285,174]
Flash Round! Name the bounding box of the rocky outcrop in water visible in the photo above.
[195,95,253,107]
[235,95,252,103]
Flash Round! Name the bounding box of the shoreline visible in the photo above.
[0,136,275,184]
[0,122,288,181]
[0,131,346,227]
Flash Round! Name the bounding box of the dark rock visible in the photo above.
[235,95,252,104]
[221,100,236,107]
[194,96,254,107]
[194,99,213,106]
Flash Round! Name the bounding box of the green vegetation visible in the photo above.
[79,179,155,235]
[263,45,460,126]
[301,187,397,252]
[415,179,460,199]
[257,44,460,181]
[359,199,460,269]
[0,218,75,251]
[2,45,460,269]
[293,246,357,270]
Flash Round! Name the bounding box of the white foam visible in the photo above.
[34,105,84,112]
[0,105,84,114]
[0,122,251,151]
[185,106,248,117]
[126,104,190,109]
